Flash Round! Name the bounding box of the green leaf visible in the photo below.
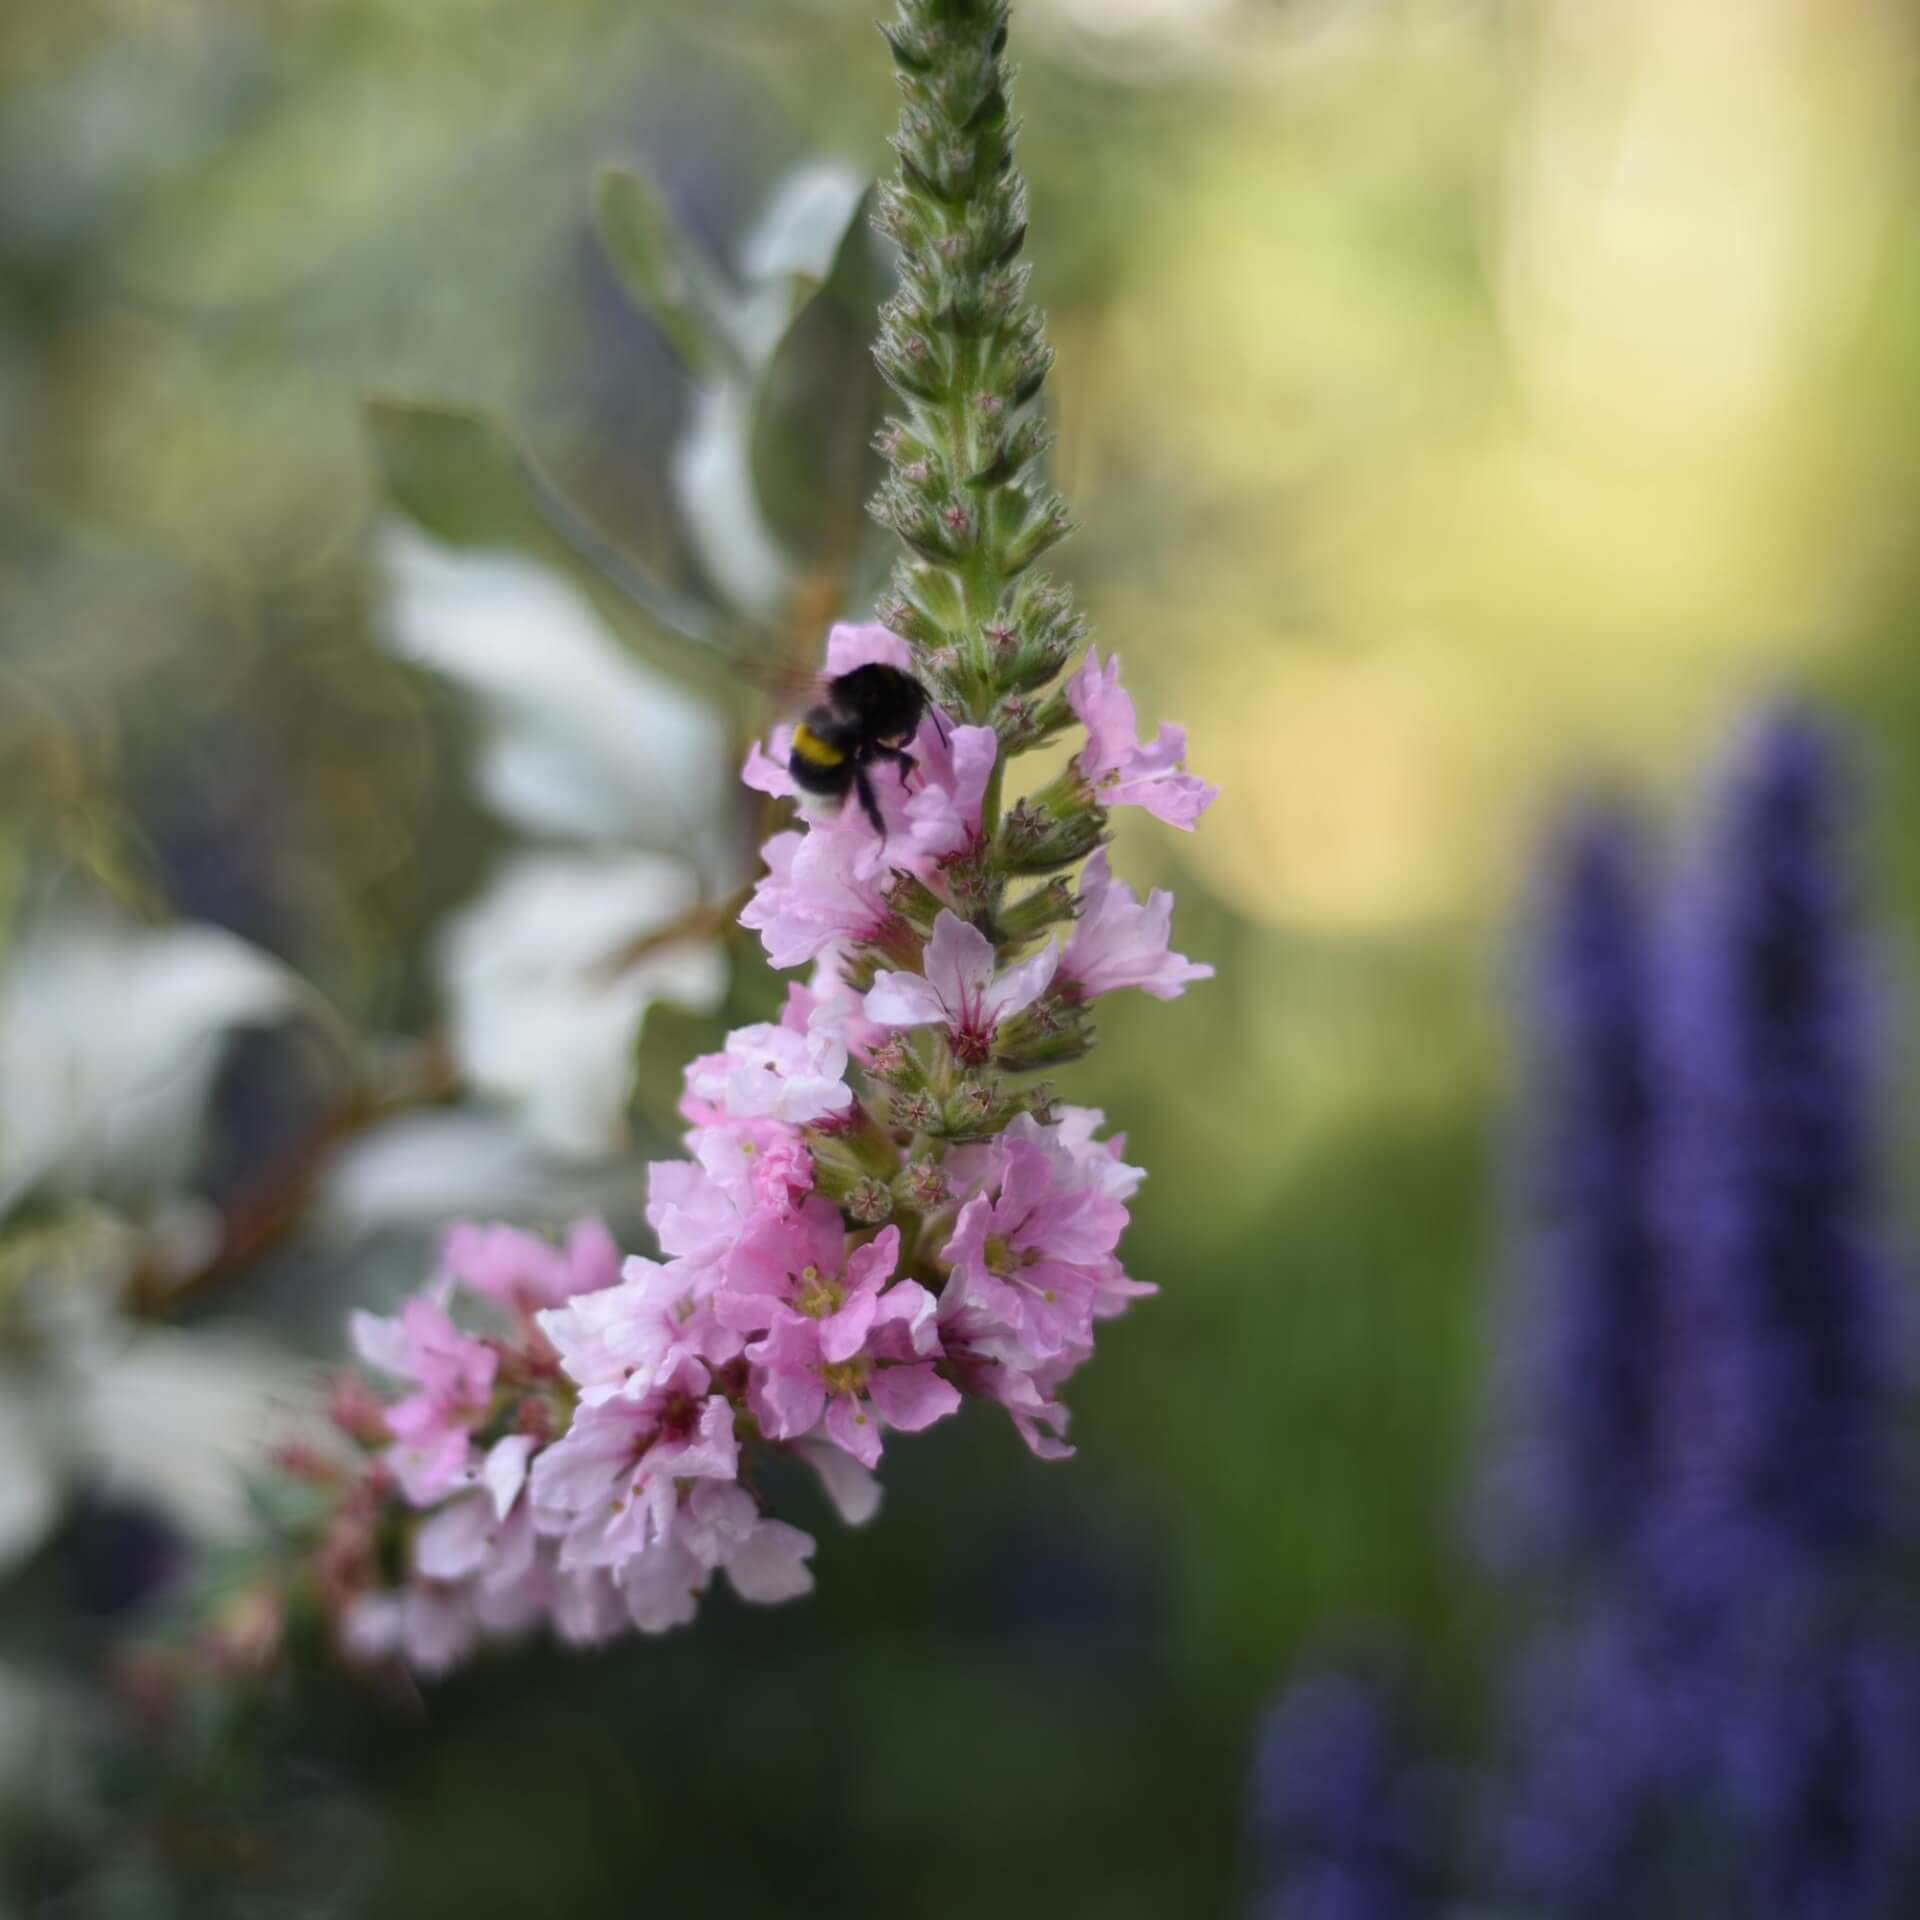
[594,167,736,377]
[748,184,893,573]
[365,396,756,710]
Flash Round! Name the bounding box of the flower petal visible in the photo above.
[862,970,948,1030]
[867,1362,962,1434]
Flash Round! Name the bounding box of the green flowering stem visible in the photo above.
[873,0,1084,771]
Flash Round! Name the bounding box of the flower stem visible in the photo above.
[873,0,1083,737]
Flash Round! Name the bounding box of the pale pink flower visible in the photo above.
[795,1436,883,1526]
[548,1564,627,1646]
[439,1216,622,1313]
[410,1436,542,1635]
[825,621,913,677]
[1059,850,1213,1001]
[616,1483,817,1631]
[536,1254,736,1408]
[1046,1106,1147,1203]
[939,1130,1130,1362]
[864,910,1057,1066]
[740,822,901,970]
[671,1479,818,1605]
[340,1582,478,1675]
[717,1201,894,1345]
[683,1005,852,1126]
[746,1279,958,1469]
[528,1362,738,1572]
[742,725,798,799]
[617,1531,711,1633]
[905,723,999,860]
[644,1151,752,1273]
[645,1119,812,1277]
[1065,649,1217,830]
[942,1347,1076,1462]
[349,1292,497,1504]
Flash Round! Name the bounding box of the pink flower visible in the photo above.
[683,1005,852,1125]
[746,1278,958,1470]
[1047,1106,1146,1203]
[939,1128,1131,1363]
[646,1120,811,1279]
[439,1217,622,1313]
[739,823,902,970]
[1065,649,1217,830]
[350,1292,498,1504]
[717,1209,958,1465]
[742,725,798,799]
[617,1483,818,1632]
[341,1582,478,1675]
[943,1347,1075,1462]
[825,621,913,677]
[717,1199,894,1345]
[1059,850,1213,1001]
[905,723,999,860]
[410,1434,539,1604]
[864,911,1057,1066]
[528,1360,739,1572]
[536,1254,737,1408]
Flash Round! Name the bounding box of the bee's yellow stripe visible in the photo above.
[791,724,845,769]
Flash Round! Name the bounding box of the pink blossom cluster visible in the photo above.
[329,623,1212,1673]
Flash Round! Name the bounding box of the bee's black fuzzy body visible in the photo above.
[788,663,933,837]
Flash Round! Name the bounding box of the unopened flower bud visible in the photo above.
[995,780,1106,875]
[996,877,1077,943]
[847,1179,895,1226]
[900,1157,951,1208]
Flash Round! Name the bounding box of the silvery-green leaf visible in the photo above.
[594,166,737,377]
[667,164,872,619]
[76,1327,323,1541]
[0,909,308,1215]
[671,383,800,621]
[318,1111,642,1238]
[0,1389,62,1575]
[436,850,728,1161]
[733,162,869,360]
[379,529,733,870]
[366,397,752,711]
[748,182,890,570]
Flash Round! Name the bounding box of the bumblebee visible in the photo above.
[788,663,934,837]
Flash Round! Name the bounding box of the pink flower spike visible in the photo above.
[1065,649,1218,830]
[864,911,1056,1066]
[1060,851,1213,1001]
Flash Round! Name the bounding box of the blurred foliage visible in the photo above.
[5,0,1920,1913]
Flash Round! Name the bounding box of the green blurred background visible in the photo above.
[5,0,1920,1912]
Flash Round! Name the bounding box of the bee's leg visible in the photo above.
[853,765,888,839]
[877,745,918,789]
